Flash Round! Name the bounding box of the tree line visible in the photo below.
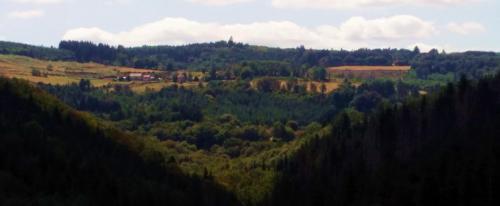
[264,74,500,206]
[2,40,499,80]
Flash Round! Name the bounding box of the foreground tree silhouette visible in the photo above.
[265,74,500,206]
[0,78,239,206]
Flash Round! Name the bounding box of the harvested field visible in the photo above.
[130,82,204,93]
[329,66,411,71]
[0,54,176,92]
[250,78,345,94]
[0,54,158,85]
[328,65,411,79]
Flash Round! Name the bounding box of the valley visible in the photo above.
[1,40,500,206]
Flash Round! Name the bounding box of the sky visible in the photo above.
[0,0,498,51]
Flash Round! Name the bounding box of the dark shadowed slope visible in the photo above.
[0,78,239,206]
[266,74,500,206]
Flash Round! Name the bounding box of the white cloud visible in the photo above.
[447,21,486,35]
[10,0,64,4]
[321,15,437,41]
[271,0,477,9]
[7,10,45,19]
[62,15,437,49]
[187,0,253,6]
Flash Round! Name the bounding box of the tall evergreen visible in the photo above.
[265,74,500,206]
[0,78,239,206]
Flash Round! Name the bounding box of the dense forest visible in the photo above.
[2,39,500,205]
[57,40,414,70]
[266,74,500,206]
[38,78,424,149]
[4,73,500,205]
[0,41,73,61]
[0,78,239,206]
[2,40,499,79]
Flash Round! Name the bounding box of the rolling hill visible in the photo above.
[0,77,239,206]
[0,54,156,86]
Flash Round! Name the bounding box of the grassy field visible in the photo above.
[0,54,155,77]
[0,54,172,91]
[129,81,205,93]
[328,65,411,71]
[301,80,340,93]
[1,54,371,94]
[249,78,345,93]
[328,65,411,79]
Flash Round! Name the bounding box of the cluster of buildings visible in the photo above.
[116,72,161,82]
[114,71,201,83]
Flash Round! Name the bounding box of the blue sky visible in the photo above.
[0,0,498,51]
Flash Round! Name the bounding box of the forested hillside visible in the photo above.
[32,77,426,205]
[2,0,499,203]
[2,40,499,80]
[266,74,500,206]
[0,41,73,61]
[2,40,500,206]
[0,78,239,206]
[57,40,415,70]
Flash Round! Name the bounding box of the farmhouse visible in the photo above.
[129,73,143,80]
[116,72,159,82]
[328,66,411,79]
[142,74,154,81]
